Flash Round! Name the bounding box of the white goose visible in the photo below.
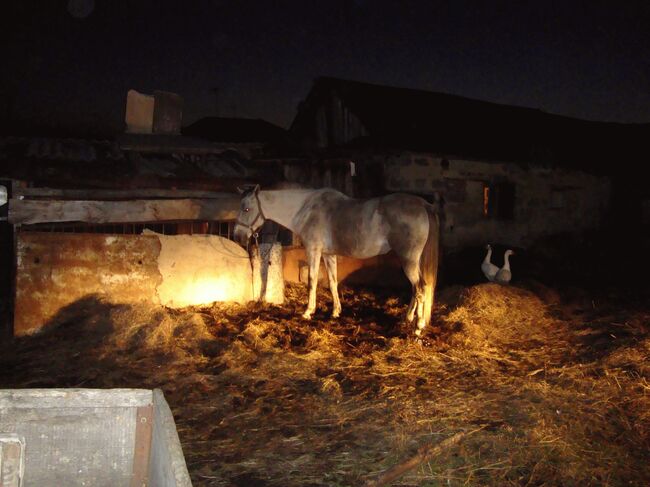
[494,250,515,284]
[481,244,499,282]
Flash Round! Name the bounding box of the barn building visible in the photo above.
[284,77,637,251]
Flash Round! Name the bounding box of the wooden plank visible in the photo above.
[130,405,153,487]
[13,187,235,200]
[8,197,240,225]
[0,389,153,409]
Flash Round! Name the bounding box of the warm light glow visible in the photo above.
[171,277,237,307]
[153,234,255,308]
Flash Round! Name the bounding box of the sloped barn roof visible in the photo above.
[291,77,650,173]
[182,117,287,144]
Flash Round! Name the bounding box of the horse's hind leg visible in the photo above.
[303,245,322,319]
[405,295,416,324]
[401,259,422,325]
[323,254,341,318]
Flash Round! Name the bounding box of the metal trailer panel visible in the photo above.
[0,389,192,487]
[149,390,192,487]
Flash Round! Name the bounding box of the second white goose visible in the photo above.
[494,249,514,284]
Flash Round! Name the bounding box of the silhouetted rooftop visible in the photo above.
[182,117,287,144]
[291,77,650,173]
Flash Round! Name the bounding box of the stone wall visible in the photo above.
[382,152,610,250]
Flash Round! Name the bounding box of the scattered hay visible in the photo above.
[1,282,648,486]
[445,283,560,346]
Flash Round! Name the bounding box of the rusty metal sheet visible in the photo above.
[14,232,162,335]
[131,406,153,487]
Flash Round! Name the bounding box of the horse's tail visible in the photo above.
[419,205,440,328]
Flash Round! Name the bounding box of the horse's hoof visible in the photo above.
[302,312,313,319]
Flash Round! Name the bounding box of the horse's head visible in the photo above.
[233,184,265,245]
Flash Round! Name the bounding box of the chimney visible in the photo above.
[125,90,154,134]
[124,89,184,135]
[152,90,183,134]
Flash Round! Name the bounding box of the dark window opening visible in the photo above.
[484,182,515,220]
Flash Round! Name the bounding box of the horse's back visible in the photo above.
[378,192,432,212]
[300,190,435,259]
[309,190,388,257]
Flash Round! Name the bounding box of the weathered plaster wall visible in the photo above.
[16,233,161,335]
[154,232,254,308]
[382,153,610,250]
[15,232,282,335]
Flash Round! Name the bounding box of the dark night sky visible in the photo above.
[2,0,650,133]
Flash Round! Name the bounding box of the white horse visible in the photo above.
[233,185,440,335]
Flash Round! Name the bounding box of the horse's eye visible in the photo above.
[244,208,250,212]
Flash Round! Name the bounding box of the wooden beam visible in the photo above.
[8,198,240,225]
[13,187,235,200]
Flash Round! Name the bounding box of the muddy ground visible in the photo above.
[0,277,648,486]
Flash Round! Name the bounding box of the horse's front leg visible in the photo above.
[302,246,322,319]
[323,254,341,318]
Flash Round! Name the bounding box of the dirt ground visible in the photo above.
[0,278,648,486]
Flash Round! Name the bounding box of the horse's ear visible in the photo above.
[237,184,259,195]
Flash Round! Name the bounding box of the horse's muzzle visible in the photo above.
[233,224,250,246]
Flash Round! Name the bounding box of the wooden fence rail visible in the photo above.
[8,198,240,225]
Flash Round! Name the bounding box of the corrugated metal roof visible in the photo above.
[0,136,276,190]
[24,138,123,162]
